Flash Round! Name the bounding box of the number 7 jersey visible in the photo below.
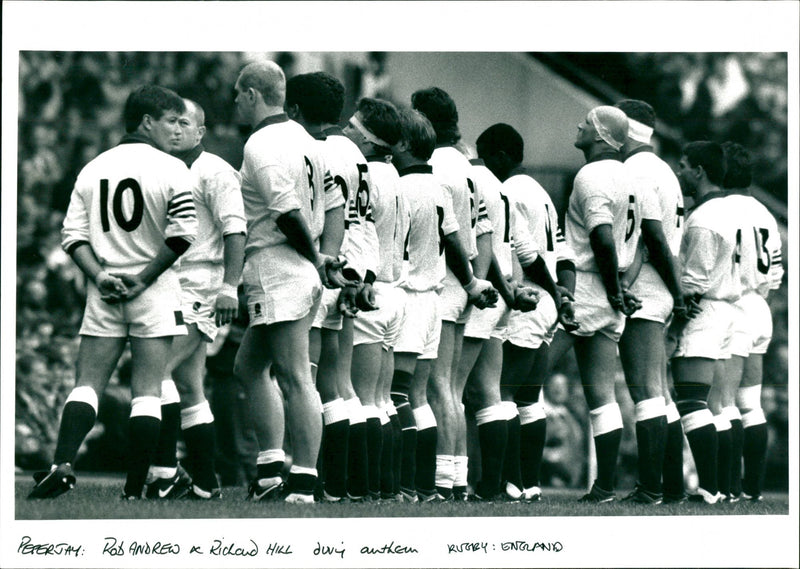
[61,137,197,270]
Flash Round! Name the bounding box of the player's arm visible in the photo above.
[589,223,625,310]
[320,171,345,258]
[67,242,127,302]
[443,230,497,309]
[217,232,246,326]
[639,219,686,313]
[472,232,493,279]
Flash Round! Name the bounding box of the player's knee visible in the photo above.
[736,384,763,415]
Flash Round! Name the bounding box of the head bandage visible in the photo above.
[628,118,654,144]
[349,115,391,149]
[588,106,628,151]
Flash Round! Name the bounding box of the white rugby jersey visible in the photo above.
[321,130,380,281]
[680,193,741,301]
[566,155,641,273]
[179,147,247,265]
[397,164,458,293]
[62,135,196,270]
[367,156,405,283]
[725,192,783,298]
[239,115,326,258]
[429,146,486,261]
[469,159,511,278]
[624,148,684,256]
[504,173,572,279]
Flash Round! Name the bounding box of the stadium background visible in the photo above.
[15,51,789,492]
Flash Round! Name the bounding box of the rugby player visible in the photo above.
[670,141,740,504]
[475,124,576,502]
[29,85,197,500]
[614,100,689,505]
[343,98,407,501]
[231,61,349,504]
[146,99,246,501]
[412,87,495,500]
[545,106,642,503]
[285,71,379,501]
[718,142,783,501]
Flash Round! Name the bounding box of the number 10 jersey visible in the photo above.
[61,137,197,271]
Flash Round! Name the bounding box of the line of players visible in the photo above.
[29,60,782,507]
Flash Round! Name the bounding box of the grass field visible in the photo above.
[16,472,789,520]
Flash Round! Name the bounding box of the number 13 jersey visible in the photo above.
[61,135,197,270]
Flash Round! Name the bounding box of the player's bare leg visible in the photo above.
[709,356,744,500]
[574,334,624,501]
[619,319,668,501]
[672,356,719,502]
[722,356,745,500]
[737,354,767,500]
[391,352,420,500]
[410,357,436,499]
[126,335,175,498]
[352,341,383,499]
[451,330,480,500]
[514,343,549,501]
[427,321,457,499]
[234,325,286,499]
[336,317,368,500]
[662,347,686,502]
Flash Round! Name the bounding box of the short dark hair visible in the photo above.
[476,123,524,165]
[683,141,726,187]
[411,86,460,145]
[356,97,401,147]
[123,85,185,133]
[615,99,656,127]
[721,141,752,189]
[285,72,345,125]
[398,108,436,161]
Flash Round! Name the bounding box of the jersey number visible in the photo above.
[755,227,770,274]
[356,163,370,218]
[437,205,445,255]
[467,178,477,228]
[544,204,555,252]
[304,156,315,210]
[500,193,511,243]
[100,178,143,232]
[676,205,685,228]
[625,195,636,242]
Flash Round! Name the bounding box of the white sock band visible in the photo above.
[723,406,742,422]
[257,449,285,465]
[364,405,381,421]
[181,400,214,430]
[378,407,390,426]
[160,379,180,405]
[475,404,506,426]
[289,464,317,477]
[635,396,666,423]
[382,401,397,417]
[589,402,623,436]
[149,466,177,479]
[713,414,732,432]
[130,396,161,419]
[742,408,767,428]
[435,455,455,488]
[680,409,715,434]
[665,402,681,424]
[413,405,437,431]
[736,385,762,412]
[518,402,546,425]
[454,456,468,487]
[66,386,99,413]
[501,401,519,420]
[346,397,366,425]
[323,398,349,424]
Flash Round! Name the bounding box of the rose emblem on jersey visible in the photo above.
[193,301,201,312]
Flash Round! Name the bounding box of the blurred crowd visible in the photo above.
[15,51,789,490]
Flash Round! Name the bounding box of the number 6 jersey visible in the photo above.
[61,134,197,270]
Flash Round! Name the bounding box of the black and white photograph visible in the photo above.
[2,2,798,568]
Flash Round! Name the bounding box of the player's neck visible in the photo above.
[251,105,285,129]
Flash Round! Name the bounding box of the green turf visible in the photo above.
[16,474,789,519]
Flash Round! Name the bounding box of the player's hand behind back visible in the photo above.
[109,273,148,302]
[97,271,128,304]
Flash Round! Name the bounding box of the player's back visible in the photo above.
[625,150,684,256]
[725,192,783,298]
[367,157,405,283]
[181,151,245,265]
[430,146,478,260]
[62,141,195,271]
[566,158,640,273]
[240,117,326,258]
[469,160,511,277]
[398,165,454,292]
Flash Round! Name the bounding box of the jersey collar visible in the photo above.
[692,190,726,210]
[251,113,289,136]
[625,145,654,159]
[469,158,485,166]
[725,187,752,197]
[398,164,433,177]
[174,144,205,168]
[586,150,622,165]
[118,132,161,149]
[322,125,345,138]
[366,154,392,163]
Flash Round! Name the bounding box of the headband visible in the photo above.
[350,115,391,149]
[628,118,654,144]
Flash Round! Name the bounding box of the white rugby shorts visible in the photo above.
[673,298,735,360]
[80,268,187,338]
[353,283,408,349]
[243,246,322,326]
[569,270,626,342]
[439,269,470,323]
[312,287,344,331]
[506,284,558,349]
[395,289,441,359]
[464,296,509,341]
[731,293,773,356]
[179,263,224,342]
[628,262,674,324]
